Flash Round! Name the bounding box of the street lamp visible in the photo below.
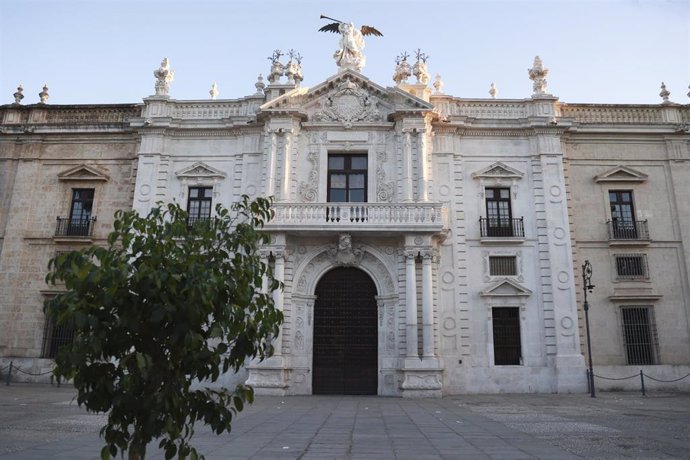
[582,260,596,398]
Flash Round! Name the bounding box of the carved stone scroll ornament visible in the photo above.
[313,78,382,125]
[298,151,319,202]
[376,150,395,202]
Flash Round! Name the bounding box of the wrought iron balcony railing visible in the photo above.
[607,220,649,240]
[55,217,96,237]
[266,202,446,232]
[479,217,525,238]
[186,216,213,229]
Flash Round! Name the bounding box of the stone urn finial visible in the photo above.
[209,82,219,100]
[392,52,411,85]
[285,49,304,86]
[433,74,444,94]
[38,84,49,104]
[528,55,549,96]
[412,49,430,85]
[153,57,175,97]
[267,50,285,84]
[13,84,24,104]
[489,82,498,99]
[255,74,266,95]
[659,82,671,104]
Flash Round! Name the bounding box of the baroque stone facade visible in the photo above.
[1,51,689,394]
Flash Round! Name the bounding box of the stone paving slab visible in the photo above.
[1,384,689,459]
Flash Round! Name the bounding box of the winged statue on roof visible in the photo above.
[319,15,383,72]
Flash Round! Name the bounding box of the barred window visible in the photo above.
[615,254,648,279]
[492,307,521,365]
[489,256,517,276]
[41,317,74,359]
[621,306,659,365]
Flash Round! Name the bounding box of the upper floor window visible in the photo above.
[187,187,213,224]
[483,187,516,237]
[615,254,648,279]
[55,188,95,237]
[489,256,517,276]
[327,154,367,203]
[609,190,636,238]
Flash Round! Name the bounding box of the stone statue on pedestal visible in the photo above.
[318,15,382,73]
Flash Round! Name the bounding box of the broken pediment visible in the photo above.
[480,279,532,297]
[57,164,109,182]
[259,70,433,125]
[594,166,648,183]
[472,162,524,180]
[175,162,226,179]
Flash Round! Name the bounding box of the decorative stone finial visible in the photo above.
[433,74,444,94]
[38,84,49,104]
[255,74,266,95]
[153,58,175,96]
[489,82,498,98]
[392,52,411,85]
[413,49,430,85]
[267,50,285,84]
[13,84,24,104]
[687,84,690,99]
[528,55,549,96]
[209,82,219,100]
[659,82,671,104]
[285,49,304,86]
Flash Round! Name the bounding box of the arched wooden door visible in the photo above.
[312,267,378,395]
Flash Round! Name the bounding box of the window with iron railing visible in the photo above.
[621,306,659,365]
[187,187,213,227]
[489,256,517,276]
[615,254,648,279]
[41,317,74,359]
[55,188,96,237]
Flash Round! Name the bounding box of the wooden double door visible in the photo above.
[312,267,378,395]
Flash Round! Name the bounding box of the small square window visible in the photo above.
[489,256,517,276]
[615,254,648,279]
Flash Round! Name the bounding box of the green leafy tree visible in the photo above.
[44,196,282,460]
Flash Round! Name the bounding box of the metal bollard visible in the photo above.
[640,370,646,396]
[5,361,12,386]
[586,369,591,394]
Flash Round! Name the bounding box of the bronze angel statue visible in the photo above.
[319,15,383,72]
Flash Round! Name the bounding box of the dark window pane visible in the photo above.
[349,190,365,202]
[329,157,345,169]
[351,157,367,169]
[330,190,347,202]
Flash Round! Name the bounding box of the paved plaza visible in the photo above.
[1,384,689,459]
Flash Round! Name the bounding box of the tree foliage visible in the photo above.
[44,196,282,460]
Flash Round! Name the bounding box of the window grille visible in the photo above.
[489,256,517,276]
[41,317,74,359]
[492,307,521,365]
[615,254,648,279]
[621,306,659,365]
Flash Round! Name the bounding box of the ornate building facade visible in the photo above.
[1,42,688,395]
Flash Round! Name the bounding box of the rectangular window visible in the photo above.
[67,188,94,236]
[621,306,658,365]
[485,187,513,237]
[489,256,517,276]
[187,187,213,225]
[41,317,74,359]
[615,254,648,279]
[492,307,521,365]
[327,154,367,203]
[609,190,637,239]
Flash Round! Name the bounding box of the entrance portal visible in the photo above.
[312,267,378,395]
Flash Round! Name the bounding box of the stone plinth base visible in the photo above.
[245,356,288,396]
[401,357,443,398]
[555,354,587,393]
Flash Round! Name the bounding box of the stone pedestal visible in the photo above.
[401,357,443,398]
[245,356,288,396]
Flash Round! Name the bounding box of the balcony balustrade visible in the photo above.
[479,217,525,239]
[266,202,446,233]
[55,217,96,238]
[607,220,649,241]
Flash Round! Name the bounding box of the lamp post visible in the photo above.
[582,260,596,398]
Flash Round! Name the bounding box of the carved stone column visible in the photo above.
[280,129,293,201]
[265,130,278,197]
[421,249,434,357]
[272,248,285,356]
[404,249,418,358]
[402,131,414,202]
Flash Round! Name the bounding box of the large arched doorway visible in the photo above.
[312,267,378,395]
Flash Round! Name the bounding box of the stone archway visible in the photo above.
[312,267,378,395]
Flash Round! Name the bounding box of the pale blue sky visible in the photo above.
[1,0,688,105]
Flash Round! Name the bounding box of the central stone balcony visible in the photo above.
[265,202,447,234]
